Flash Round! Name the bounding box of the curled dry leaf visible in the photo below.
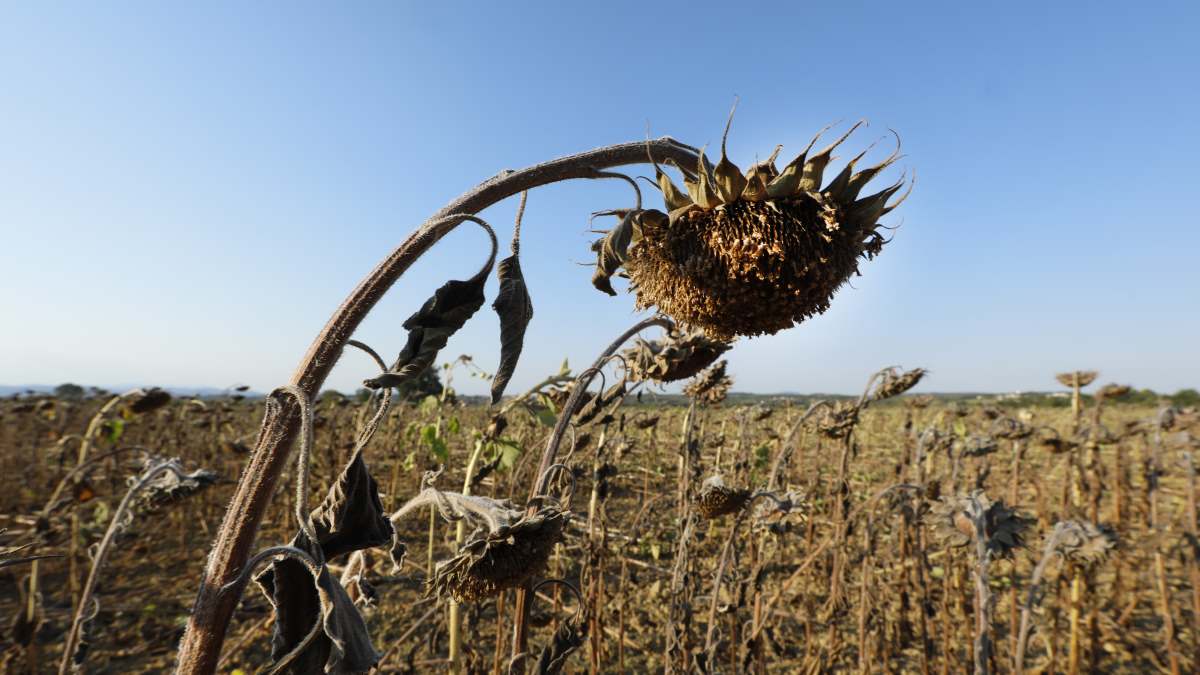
[590,209,665,296]
[961,435,998,458]
[1053,520,1117,565]
[491,252,533,404]
[365,230,497,390]
[132,459,218,514]
[255,448,393,672]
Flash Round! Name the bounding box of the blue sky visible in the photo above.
[1,1,1197,396]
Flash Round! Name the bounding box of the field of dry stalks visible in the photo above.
[1,371,1198,674]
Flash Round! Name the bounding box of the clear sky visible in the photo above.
[2,1,1197,396]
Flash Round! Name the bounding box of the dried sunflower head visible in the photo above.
[126,387,172,415]
[871,367,927,402]
[1034,427,1076,454]
[1055,371,1098,388]
[961,435,998,458]
[925,492,1029,558]
[683,360,733,407]
[906,394,934,409]
[990,417,1032,440]
[621,329,731,383]
[595,116,907,340]
[696,475,752,519]
[132,458,218,513]
[1096,383,1131,401]
[814,401,860,439]
[428,505,569,603]
[1052,520,1116,565]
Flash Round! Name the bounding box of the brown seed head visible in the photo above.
[683,360,733,407]
[597,119,908,339]
[428,506,568,603]
[696,475,752,519]
[1055,371,1098,388]
[621,328,731,383]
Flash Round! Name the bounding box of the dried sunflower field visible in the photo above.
[1,115,1196,675]
[2,372,1198,673]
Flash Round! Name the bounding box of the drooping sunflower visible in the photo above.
[594,111,908,340]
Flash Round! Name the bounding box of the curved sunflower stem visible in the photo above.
[60,460,194,674]
[174,139,699,674]
[510,316,673,672]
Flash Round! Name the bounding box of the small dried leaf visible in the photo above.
[491,253,533,404]
[366,257,493,390]
[534,618,585,675]
[590,210,636,296]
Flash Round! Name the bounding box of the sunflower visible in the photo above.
[596,112,908,340]
[696,475,752,519]
[428,505,568,603]
[621,328,731,383]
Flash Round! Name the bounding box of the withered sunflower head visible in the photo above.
[126,387,172,415]
[696,475,752,519]
[906,394,934,409]
[990,417,1032,440]
[924,492,1029,558]
[1052,520,1116,566]
[870,367,927,402]
[597,114,908,340]
[961,434,998,458]
[1096,383,1131,401]
[1055,371,1098,388]
[814,401,860,439]
[1034,427,1075,454]
[621,328,731,383]
[428,505,569,603]
[682,360,733,407]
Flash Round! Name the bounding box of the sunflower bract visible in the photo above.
[623,122,907,340]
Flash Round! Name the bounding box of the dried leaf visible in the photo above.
[365,246,494,390]
[590,210,636,296]
[533,619,585,674]
[255,542,381,673]
[491,253,533,404]
[304,448,393,559]
[256,449,393,672]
